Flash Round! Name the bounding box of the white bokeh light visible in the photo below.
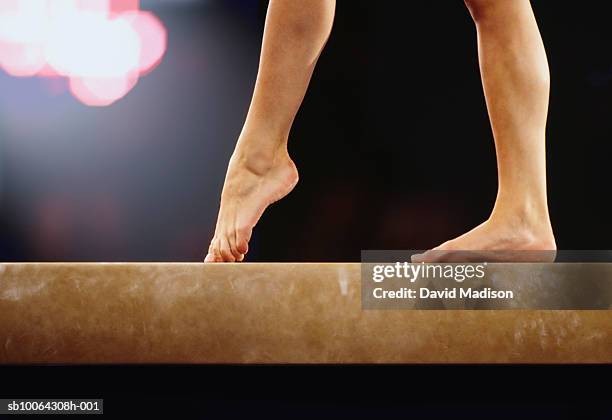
[0,0,167,106]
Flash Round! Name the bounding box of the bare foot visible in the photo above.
[412,215,556,263]
[205,145,298,262]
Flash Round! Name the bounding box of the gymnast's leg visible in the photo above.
[415,0,555,261]
[205,0,335,262]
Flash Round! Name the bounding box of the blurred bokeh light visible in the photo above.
[0,0,166,106]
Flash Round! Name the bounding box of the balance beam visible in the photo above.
[0,263,610,363]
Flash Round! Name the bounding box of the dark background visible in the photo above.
[1,0,612,262]
[1,2,612,416]
[1,365,611,419]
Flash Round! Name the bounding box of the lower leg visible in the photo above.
[206,0,335,262]
[417,0,555,261]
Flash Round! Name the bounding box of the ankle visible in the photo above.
[489,201,554,241]
[232,141,290,176]
[487,214,556,251]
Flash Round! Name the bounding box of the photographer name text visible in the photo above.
[370,262,514,300]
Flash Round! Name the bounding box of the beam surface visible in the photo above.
[0,263,610,363]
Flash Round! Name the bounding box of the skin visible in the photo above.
[206,0,555,262]
[205,0,336,262]
[413,0,556,262]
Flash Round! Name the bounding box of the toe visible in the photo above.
[236,225,252,255]
[227,229,243,261]
[219,236,236,262]
[236,240,248,255]
[205,244,214,260]
[411,249,442,263]
[211,237,224,261]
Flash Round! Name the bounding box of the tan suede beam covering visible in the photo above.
[0,263,610,363]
